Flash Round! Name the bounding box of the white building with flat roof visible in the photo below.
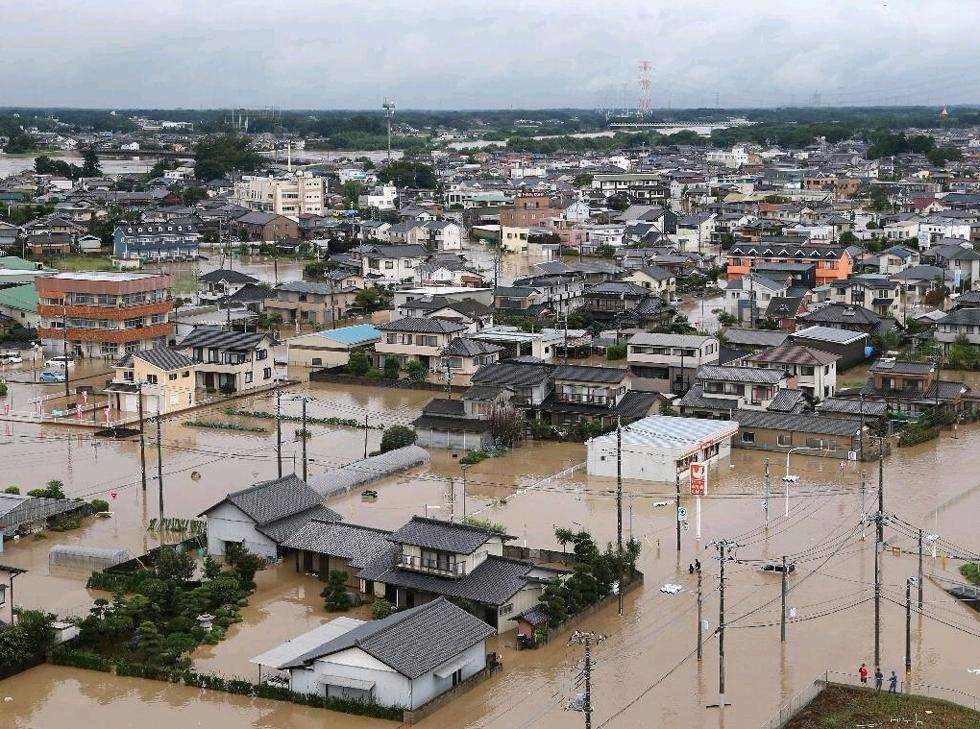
[587,415,738,482]
[233,170,326,216]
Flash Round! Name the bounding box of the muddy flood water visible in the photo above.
[1,354,979,724]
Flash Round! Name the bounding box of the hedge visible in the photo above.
[226,409,374,429]
[49,651,403,721]
[183,420,269,434]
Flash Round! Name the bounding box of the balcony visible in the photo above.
[37,322,173,344]
[397,553,467,579]
[38,299,173,321]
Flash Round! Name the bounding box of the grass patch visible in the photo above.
[227,408,375,429]
[183,419,269,433]
[960,562,979,585]
[49,255,116,272]
[784,684,979,729]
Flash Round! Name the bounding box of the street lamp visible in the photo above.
[460,463,471,520]
[782,447,806,517]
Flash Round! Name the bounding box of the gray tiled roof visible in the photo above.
[766,388,805,413]
[869,359,934,376]
[816,397,889,418]
[472,361,553,387]
[389,516,510,554]
[358,550,555,607]
[677,385,737,412]
[697,364,786,384]
[205,474,342,538]
[722,328,790,348]
[444,337,503,357]
[281,520,393,568]
[800,304,881,326]
[377,316,467,334]
[280,597,495,678]
[115,346,196,371]
[748,344,839,367]
[422,398,466,417]
[733,410,862,437]
[178,325,274,351]
[552,364,627,384]
[200,269,258,285]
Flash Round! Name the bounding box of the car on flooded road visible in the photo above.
[39,370,67,383]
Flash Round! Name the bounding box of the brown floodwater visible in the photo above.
[1,372,979,728]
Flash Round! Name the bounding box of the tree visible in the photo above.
[554,527,575,556]
[203,555,222,581]
[224,543,266,590]
[540,578,569,628]
[81,147,102,177]
[4,130,37,154]
[377,161,437,189]
[371,599,394,619]
[404,358,427,383]
[347,350,370,376]
[155,547,195,585]
[658,399,675,416]
[838,231,858,247]
[341,180,364,208]
[383,357,400,379]
[595,244,616,258]
[488,405,524,446]
[380,425,417,453]
[194,134,263,180]
[321,570,352,611]
[27,479,65,499]
[135,621,164,665]
[717,312,739,327]
[572,172,593,188]
[605,344,626,360]
[182,186,208,205]
[4,486,20,494]
[90,498,109,512]
[354,287,390,313]
[947,334,978,369]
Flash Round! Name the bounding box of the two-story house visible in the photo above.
[265,280,360,328]
[741,343,839,402]
[828,278,901,318]
[934,308,980,352]
[175,326,278,393]
[412,384,512,449]
[581,281,650,323]
[855,357,977,419]
[105,346,198,415]
[374,317,468,372]
[395,296,493,333]
[678,364,797,419]
[622,265,676,299]
[627,333,720,394]
[198,269,260,305]
[511,273,585,315]
[539,364,659,429]
[421,221,463,251]
[358,244,427,287]
[725,273,787,325]
[470,360,553,417]
[439,337,503,386]
[356,516,567,631]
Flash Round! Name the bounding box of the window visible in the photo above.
[311,357,322,366]
[805,437,824,449]
[168,373,177,381]
[182,370,190,377]
[384,260,394,269]
[263,367,271,379]
[0,583,5,607]
[146,374,158,384]
[386,333,397,344]
[401,334,413,345]
[741,431,756,444]
[777,433,792,446]
[256,349,268,360]
[244,372,253,384]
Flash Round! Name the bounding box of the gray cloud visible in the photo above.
[2,0,978,109]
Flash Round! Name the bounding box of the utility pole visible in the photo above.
[616,417,623,616]
[675,471,682,553]
[448,476,455,523]
[137,381,147,492]
[780,555,788,643]
[444,358,453,398]
[696,564,703,661]
[569,631,605,729]
[763,458,770,529]
[155,415,164,527]
[874,511,882,668]
[301,395,308,482]
[62,306,70,398]
[275,389,283,478]
[917,528,924,609]
[363,413,369,458]
[708,539,734,709]
[905,577,913,675]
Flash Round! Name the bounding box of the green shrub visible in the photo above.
[184,420,268,433]
[605,344,626,360]
[4,486,20,495]
[404,358,427,383]
[49,647,111,673]
[960,562,980,585]
[459,450,488,465]
[383,357,400,379]
[321,571,352,611]
[371,599,394,620]
[90,498,109,513]
[346,350,370,375]
[0,382,7,397]
[380,425,416,453]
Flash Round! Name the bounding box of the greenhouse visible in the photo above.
[308,445,429,498]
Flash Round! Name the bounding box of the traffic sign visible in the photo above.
[677,506,688,521]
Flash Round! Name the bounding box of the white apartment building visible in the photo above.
[358,184,398,210]
[233,171,326,216]
[627,333,720,394]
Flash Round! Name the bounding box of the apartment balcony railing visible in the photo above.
[397,554,467,579]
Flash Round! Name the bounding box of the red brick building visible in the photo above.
[36,272,174,359]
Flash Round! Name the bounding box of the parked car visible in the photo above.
[761,559,796,574]
[0,351,23,365]
[39,371,66,383]
[44,355,75,369]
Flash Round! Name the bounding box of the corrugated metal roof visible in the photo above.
[589,415,738,450]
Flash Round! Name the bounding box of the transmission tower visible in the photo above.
[382,97,396,163]
[637,60,653,118]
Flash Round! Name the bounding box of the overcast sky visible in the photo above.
[5,1,979,110]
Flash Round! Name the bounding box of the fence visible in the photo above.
[758,676,827,729]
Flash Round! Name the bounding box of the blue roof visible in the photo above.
[316,324,381,345]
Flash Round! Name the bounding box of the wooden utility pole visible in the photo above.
[363,413,369,458]
[675,471,682,553]
[905,577,913,675]
[917,529,924,609]
[62,307,70,398]
[301,396,308,482]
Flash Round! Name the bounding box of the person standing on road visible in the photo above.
[874,667,884,691]
[888,671,898,693]
[859,663,868,684]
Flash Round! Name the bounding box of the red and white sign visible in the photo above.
[690,462,707,496]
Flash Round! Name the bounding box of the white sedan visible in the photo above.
[44,355,76,369]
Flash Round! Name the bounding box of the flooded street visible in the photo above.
[1,328,978,727]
